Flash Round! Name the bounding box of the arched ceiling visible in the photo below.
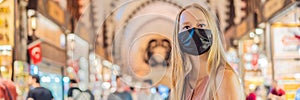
[93,0,216,87]
[73,0,231,88]
[108,0,183,87]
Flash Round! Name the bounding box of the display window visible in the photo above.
[269,5,300,100]
[40,73,63,100]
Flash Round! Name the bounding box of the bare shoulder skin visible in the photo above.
[216,66,244,100]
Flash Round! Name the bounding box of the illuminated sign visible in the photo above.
[47,0,65,26]
[0,0,14,45]
[0,6,9,14]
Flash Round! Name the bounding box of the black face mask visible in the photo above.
[178,28,213,55]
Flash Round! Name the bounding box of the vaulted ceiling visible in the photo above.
[75,0,229,87]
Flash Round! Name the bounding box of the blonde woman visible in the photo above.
[171,3,244,100]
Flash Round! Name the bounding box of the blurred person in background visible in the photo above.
[129,87,138,100]
[108,75,132,100]
[267,80,285,100]
[81,88,94,100]
[27,75,53,100]
[137,79,163,100]
[67,79,94,100]
[0,72,18,100]
[67,79,81,100]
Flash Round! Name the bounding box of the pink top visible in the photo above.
[184,75,209,100]
[184,66,228,100]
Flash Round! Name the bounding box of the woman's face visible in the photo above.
[177,7,211,81]
[178,7,211,58]
[179,7,209,33]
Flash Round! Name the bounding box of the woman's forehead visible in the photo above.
[180,8,206,23]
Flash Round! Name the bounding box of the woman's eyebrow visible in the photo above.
[182,21,191,25]
[197,19,205,23]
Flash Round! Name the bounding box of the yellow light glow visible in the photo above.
[31,16,37,30]
[249,84,256,90]
[0,66,7,72]
[0,0,4,4]
[272,23,300,27]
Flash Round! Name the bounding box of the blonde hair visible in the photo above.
[171,3,232,100]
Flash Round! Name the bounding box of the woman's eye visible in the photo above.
[183,26,190,29]
[198,24,206,28]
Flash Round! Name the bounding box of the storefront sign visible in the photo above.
[41,41,66,66]
[28,41,42,64]
[0,6,10,13]
[36,13,64,48]
[47,0,65,26]
[0,0,14,45]
[272,27,300,59]
[263,0,285,19]
[274,59,300,79]
[28,0,66,27]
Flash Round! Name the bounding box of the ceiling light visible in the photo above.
[255,28,264,35]
[249,32,255,38]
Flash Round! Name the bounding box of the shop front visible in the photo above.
[27,62,64,100]
[100,59,120,100]
[37,41,65,100]
[39,72,63,100]
[25,0,68,99]
[263,0,300,99]
[66,34,90,92]
[0,0,15,79]
[238,36,269,99]
[234,13,271,99]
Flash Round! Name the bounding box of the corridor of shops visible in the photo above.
[0,0,299,100]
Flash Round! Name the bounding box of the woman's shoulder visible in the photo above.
[220,64,240,84]
[216,64,245,99]
[223,66,237,79]
[217,64,237,80]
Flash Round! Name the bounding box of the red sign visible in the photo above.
[28,41,42,64]
[252,53,259,70]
